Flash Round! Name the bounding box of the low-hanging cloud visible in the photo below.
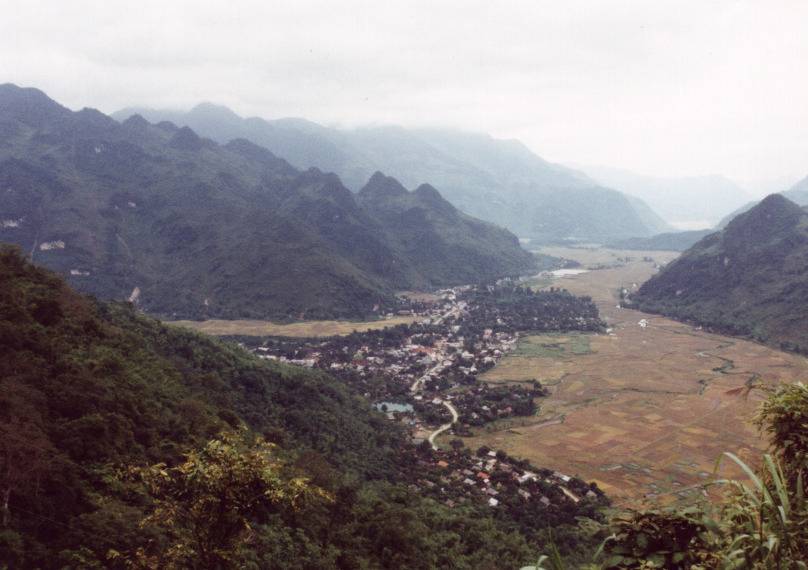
[1,0,806,188]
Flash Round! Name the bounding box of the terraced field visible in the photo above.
[468,247,808,507]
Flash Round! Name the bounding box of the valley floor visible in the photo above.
[168,314,419,337]
[466,247,808,507]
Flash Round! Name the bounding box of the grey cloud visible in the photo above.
[1,0,806,188]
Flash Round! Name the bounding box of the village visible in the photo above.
[240,283,601,433]
[397,443,608,534]
[236,282,607,518]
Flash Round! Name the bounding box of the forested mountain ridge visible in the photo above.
[113,103,664,243]
[357,172,536,285]
[630,194,808,351]
[0,83,536,320]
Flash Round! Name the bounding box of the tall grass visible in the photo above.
[716,452,807,568]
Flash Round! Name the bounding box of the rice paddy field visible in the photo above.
[468,247,808,508]
[168,315,418,337]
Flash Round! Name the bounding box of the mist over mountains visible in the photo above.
[607,228,715,252]
[575,164,754,229]
[113,103,666,243]
[717,174,808,228]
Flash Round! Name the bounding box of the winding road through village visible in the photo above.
[428,400,459,450]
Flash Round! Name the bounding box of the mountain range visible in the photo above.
[607,229,715,252]
[0,83,536,320]
[576,164,753,229]
[630,194,808,352]
[113,103,666,242]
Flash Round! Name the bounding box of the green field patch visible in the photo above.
[512,333,593,359]
[167,315,418,337]
[522,276,554,290]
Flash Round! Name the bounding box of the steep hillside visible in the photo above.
[630,194,808,351]
[114,104,662,242]
[0,244,395,564]
[608,229,715,252]
[0,84,535,320]
[357,172,536,284]
[402,129,659,241]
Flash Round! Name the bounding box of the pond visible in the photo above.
[550,268,590,277]
[374,402,414,413]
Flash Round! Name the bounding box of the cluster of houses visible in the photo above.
[244,284,603,439]
[398,445,607,520]
[447,383,546,429]
[246,285,556,434]
[237,283,609,520]
[453,284,603,337]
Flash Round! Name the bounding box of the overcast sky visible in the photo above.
[2,0,806,190]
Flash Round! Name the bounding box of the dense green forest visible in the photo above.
[0,245,602,569]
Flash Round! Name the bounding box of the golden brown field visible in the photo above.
[469,247,808,508]
[168,315,418,337]
[397,291,441,303]
[539,245,679,269]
